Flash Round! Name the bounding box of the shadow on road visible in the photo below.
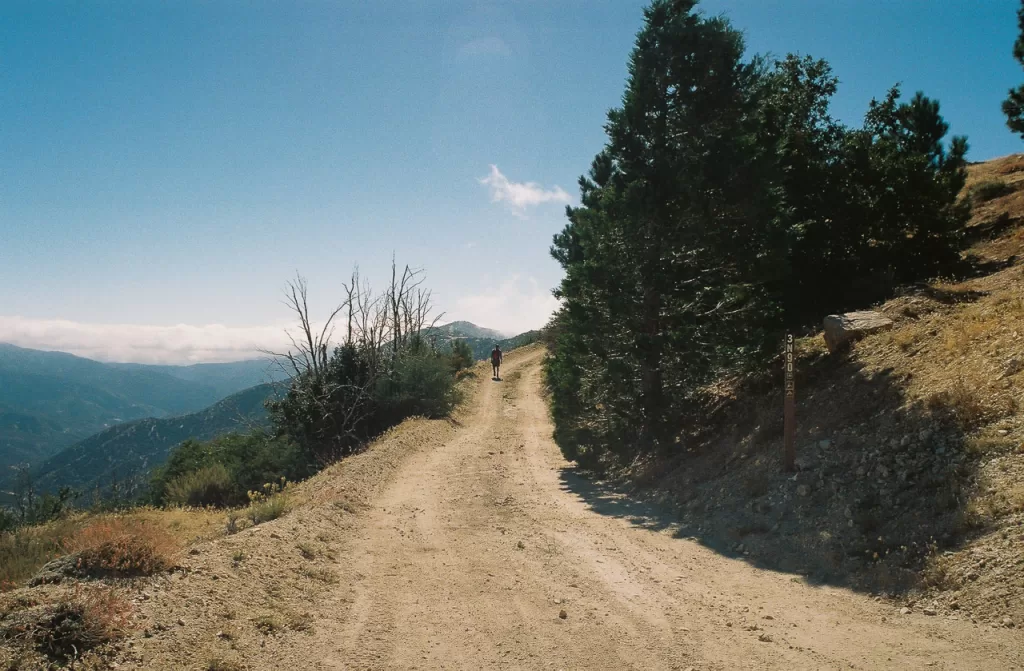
[555,344,984,595]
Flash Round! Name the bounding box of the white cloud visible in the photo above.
[0,316,293,365]
[478,165,571,215]
[453,275,559,336]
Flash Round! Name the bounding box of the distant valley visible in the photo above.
[30,383,275,497]
[0,343,280,471]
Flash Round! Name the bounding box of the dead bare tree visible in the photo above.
[261,273,346,380]
[261,261,448,463]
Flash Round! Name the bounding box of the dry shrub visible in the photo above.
[926,378,990,429]
[63,518,180,576]
[254,614,282,635]
[975,484,1024,517]
[965,435,1017,456]
[1006,484,1024,513]
[920,554,957,591]
[296,542,316,560]
[34,586,133,662]
[888,327,919,351]
[287,611,315,632]
[297,566,338,584]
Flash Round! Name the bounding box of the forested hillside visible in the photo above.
[28,383,274,498]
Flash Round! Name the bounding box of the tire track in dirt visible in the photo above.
[309,346,1021,670]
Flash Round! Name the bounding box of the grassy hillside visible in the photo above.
[28,383,276,497]
[0,345,276,470]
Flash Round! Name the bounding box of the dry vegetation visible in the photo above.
[1,585,135,667]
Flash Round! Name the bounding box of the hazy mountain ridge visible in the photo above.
[423,322,540,360]
[109,359,281,400]
[29,383,276,496]
[0,343,276,470]
[425,321,507,341]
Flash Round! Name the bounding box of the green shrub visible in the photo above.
[449,339,475,372]
[377,352,461,421]
[970,179,1014,203]
[245,481,290,525]
[151,432,308,508]
[164,463,234,508]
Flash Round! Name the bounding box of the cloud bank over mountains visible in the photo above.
[0,316,289,365]
[0,281,558,364]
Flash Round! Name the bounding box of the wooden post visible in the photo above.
[784,334,796,472]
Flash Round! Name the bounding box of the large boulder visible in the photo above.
[823,311,893,353]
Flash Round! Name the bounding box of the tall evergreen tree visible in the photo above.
[1004,0,1024,138]
[545,0,969,470]
[550,0,773,458]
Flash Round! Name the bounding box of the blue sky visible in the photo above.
[1,0,1021,363]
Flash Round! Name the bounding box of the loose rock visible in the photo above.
[823,311,894,352]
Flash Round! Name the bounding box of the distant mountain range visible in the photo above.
[0,343,280,470]
[29,383,275,497]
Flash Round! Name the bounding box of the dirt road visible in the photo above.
[133,345,1022,670]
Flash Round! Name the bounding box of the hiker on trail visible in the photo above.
[491,344,503,380]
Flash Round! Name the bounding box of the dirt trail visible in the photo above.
[129,346,1022,670]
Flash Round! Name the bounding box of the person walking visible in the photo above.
[491,344,503,380]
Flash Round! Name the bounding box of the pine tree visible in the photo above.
[1004,0,1024,138]
[549,0,773,458]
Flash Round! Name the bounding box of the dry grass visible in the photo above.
[297,565,338,585]
[62,517,181,576]
[286,611,315,632]
[926,378,990,429]
[969,179,1014,204]
[245,482,291,525]
[939,291,1023,356]
[129,506,229,545]
[0,517,81,592]
[253,614,282,635]
[965,435,1018,457]
[1,507,226,592]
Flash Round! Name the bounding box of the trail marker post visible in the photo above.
[784,334,796,472]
